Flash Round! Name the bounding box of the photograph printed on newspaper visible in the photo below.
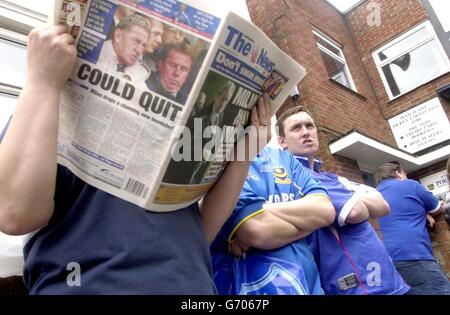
[52,0,306,212]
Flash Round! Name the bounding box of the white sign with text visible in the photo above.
[420,170,449,201]
[389,98,450,153]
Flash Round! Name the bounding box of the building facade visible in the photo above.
[247,0,450,276]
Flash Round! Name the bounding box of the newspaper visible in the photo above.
[52,0,307,212]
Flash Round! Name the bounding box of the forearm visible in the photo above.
[265,195,335,230]
[0,84,60,234]
[236,211,312,250]
[200,161,251,243]
[345,199,370,224]
[357,191,390,218]
[429,203,444,217]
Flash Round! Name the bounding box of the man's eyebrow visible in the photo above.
[289,121,302,129]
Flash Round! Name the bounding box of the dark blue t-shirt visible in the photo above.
[1,119,216,294]
[21,165,217,294]
[22,166,217,294]
[21,165,218,294]
[377,178,440,261]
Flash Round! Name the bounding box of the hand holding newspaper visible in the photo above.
[52,0,307,212]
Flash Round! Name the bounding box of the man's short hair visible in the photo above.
[220,81,236,97]
[160,41,193,62]
[116,13,151,34]
[275,105,314,137]
[376,161,405,182]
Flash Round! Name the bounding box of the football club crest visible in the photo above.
[272,167,292,184]
[238,263,308,295]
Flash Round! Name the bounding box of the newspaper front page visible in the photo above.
[53,0,306,212]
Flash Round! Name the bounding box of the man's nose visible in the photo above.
[137,44,145,55]
[300,126,309,136]
[173,66,181,76]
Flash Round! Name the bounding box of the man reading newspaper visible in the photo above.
[0,25,272,294]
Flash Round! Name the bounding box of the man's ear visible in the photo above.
[114,29,122,44]
[278,136,288,149]
[395,170,405,180]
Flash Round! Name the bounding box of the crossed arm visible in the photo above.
[230,194,335,255]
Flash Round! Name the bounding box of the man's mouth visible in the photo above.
[168,79,179,86]
[302,139,313,145]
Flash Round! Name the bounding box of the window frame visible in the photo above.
[372,20,450,100]
[313,29,357,92]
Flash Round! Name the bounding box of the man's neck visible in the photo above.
[308,155,315,170]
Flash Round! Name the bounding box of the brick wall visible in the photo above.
[247,0,450,278]
[247,0,393,179]
[345,0,450,119]
[409,160,450,278]
[345,0,450,277]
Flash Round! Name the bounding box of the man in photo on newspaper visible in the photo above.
[189,81,237,185]
[0,25,272,294]
[97,13,150,83]
[143,24,183,72]
[162,80,242,186]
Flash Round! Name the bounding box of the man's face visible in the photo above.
[145,21,163,53]
[114,25,149,66]
[162,28,184,45]
[158,50,192,93]
[213,87,233,113]
[278,111,319,157]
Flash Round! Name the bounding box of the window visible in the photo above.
[0,37,27,89]
[373,21,450,100]
[361,171,377,188]
[313,29,357,91]
[0,93,17,133]
[0,31,27,133]
[427,0,450,33]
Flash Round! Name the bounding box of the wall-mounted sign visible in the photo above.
[420,170,449,202]
[389,98,450,153]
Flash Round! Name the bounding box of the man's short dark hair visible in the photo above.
[376,161,405,182]
[275,105,314,137]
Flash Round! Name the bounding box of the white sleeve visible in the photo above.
[338,194,360,227]
[337,176,376,194]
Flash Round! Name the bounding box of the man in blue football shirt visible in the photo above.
[376,161,450,295]
[275,105,410,295]
[211,144,335,295]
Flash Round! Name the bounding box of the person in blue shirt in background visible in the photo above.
[275,105,410,295]
[172,3,191,27]
[376,161,450,295]
[0,25,272,294]
[211,145,335,295]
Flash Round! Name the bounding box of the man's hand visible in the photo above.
[230,237,249,257]
[426,213,436,229]
[26,25,77,91]
[200,95,273,243]
[232,94,272,162]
